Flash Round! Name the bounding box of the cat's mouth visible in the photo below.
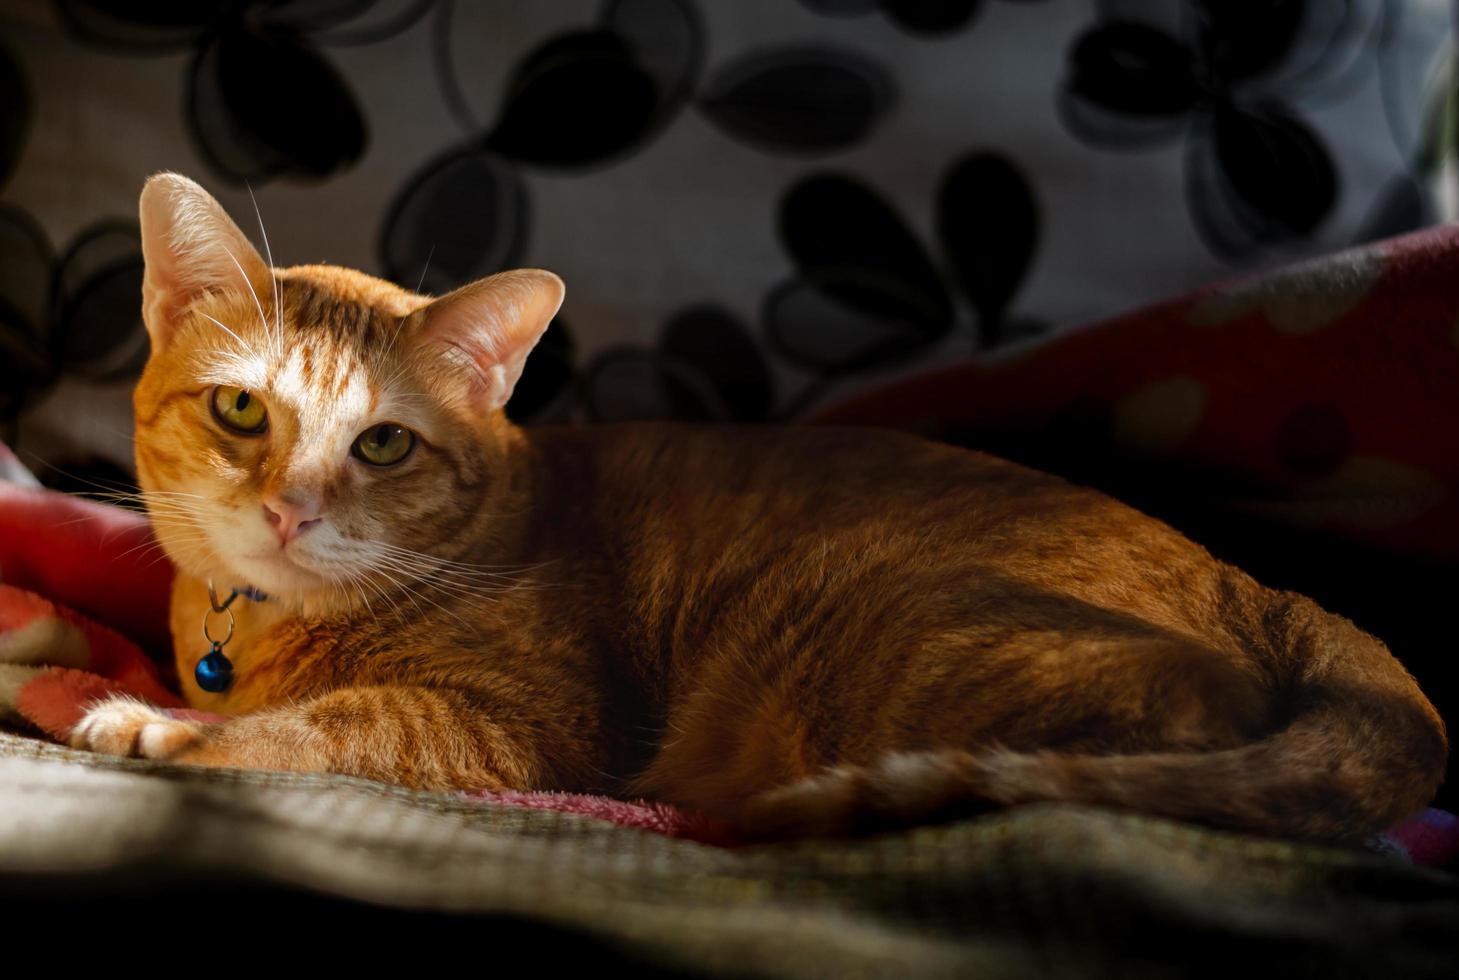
[231,546,331,596]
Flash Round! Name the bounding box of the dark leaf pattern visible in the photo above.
[0,207,54,422]
[0,42,30,190]
[602,0,704,106]
[697,47,896,155]
[1061,2,1343,260]
[379,148,526,293]
[878,0,983,35]
[764,275,950,373]
[797,0,1050,36]
[585,306,772,421]
[8,0,1436,437]
[1209,103,1336,238]
[660,305,774,421]
[1066,22,1201,118]
[768,174,954,374]
[60,1,371,183]
[584,348,696,421]
[506,318,577,422]
[50,222,148,381]
[797,0,880,16]
[1192,0,1307,82]
[779,175,951,327]
[1185,105,1337,259]
[937,153,1039,331]
[393,0,704,309]
[0,206,51,341]
[0,209,153,424]
[485,32,662,167]
[55,0,222,53]
[481,0,702,169]
[189,24,366,183]
[260,0,380,34]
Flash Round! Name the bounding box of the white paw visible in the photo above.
[70,697,202,759]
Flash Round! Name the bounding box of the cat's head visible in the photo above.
[133,172,563,614]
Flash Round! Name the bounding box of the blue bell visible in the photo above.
[195,644,234,693]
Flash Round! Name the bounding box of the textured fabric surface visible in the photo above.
[2,731,1456,977]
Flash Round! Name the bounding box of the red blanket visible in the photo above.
[813,224,1459,563]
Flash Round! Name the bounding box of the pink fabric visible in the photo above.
[465,788,739,846]
[1385,808,1459,869]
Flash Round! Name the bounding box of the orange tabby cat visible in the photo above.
[66,173,1446,842]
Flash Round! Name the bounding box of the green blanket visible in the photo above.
[0,731,1454,977]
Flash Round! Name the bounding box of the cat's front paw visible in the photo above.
[70,697,203,759]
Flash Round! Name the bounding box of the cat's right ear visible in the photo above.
[415,269,566,413]
[138,172,272,350]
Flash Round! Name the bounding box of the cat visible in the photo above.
[64,173,1446,842]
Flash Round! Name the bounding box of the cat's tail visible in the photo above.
[740,592,1447,842]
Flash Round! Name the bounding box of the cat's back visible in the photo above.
[530,421,1055,507]
[521,422,1238,649]
[525,422,1190,570]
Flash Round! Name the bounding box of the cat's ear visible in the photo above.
[416,269,565,413]
[138,172,272,349]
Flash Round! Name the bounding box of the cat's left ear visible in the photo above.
[416,269,565,413]
[138,172,273,350]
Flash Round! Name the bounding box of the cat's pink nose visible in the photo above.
[262,494,323,547]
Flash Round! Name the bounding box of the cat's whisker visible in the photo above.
[367,562,475,630]
[369,556,532,589]
[373,382,447,407]
[365,542,524,575]
[359,568,407,625]
[139,508,214,530]
[85,488,206,501]
[364,553,533,599]
[140,521,208,539]
[336,562,386,618]
[414,244,436,294]
[245,181,285,357]
[376,360,428,402]
[142,510,210,521]
[220,245,278,360]
[16,454,146,497]
[113,531,208,565]
[352,574,382,626]
[56,487,207,548]
[371,541,553,576]
[197,312,255,357]
[329,567,380,627]
[147,534,214,569]
[363,557,499,602]
[203,346,257,381]
[360,561,431,620]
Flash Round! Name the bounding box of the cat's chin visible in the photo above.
[225,550,334,606]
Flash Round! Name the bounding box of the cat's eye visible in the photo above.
[211,386,267,434]
[353,423,414,466]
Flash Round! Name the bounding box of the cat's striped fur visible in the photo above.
[70,173,1446,842]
